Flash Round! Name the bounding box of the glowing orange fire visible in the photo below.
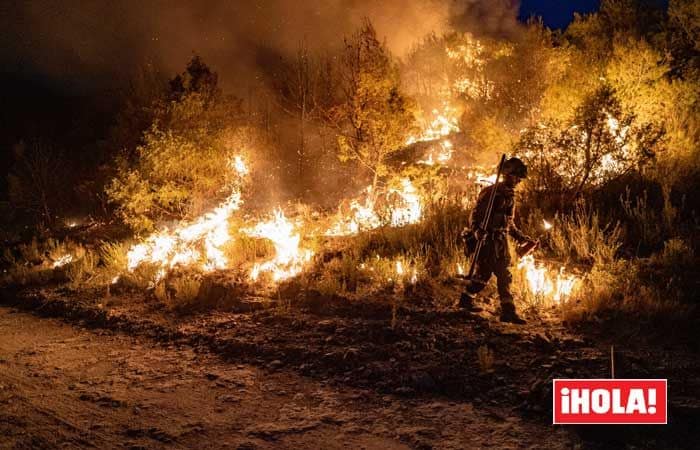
[389,178,422,227]
[52,254,73,268]
[244,208,313,282]
[325,178,423,236]
[125,155,248,282]
[406,102,461,146]
[516,254,578,303]
[418,140,454,166]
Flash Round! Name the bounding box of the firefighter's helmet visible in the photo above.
[502,157,527,179]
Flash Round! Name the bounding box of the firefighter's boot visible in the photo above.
[455,292,483,312]
[500,302,526,324]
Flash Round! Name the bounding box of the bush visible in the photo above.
[99,241,130,280]
[154,272,202,311]
[106,57,248,233]
[547,202,622,266]
[106,122,253,232]
[65,249,99,289]
[620,187,678,254]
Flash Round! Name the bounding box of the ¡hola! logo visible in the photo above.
[553,379,667,424]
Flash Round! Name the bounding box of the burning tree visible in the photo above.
[329,19,417,193]
[517,85,662,203]
[106,57,248,232]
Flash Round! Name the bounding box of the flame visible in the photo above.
[52,254,73,268]
[324,186,381,236]
[418,140,454,166]
[457,263,464,275]
[406,103,460,145]
[543,219,553,230]
[125,156,248,281]
[126,191,242,279]
[244,208,313,282]
[394,259,418,284]
[325,179,422,236]
[230,155,249,176]
[467,168,498,186]
[517,255,579,303]
[389,178,422,227]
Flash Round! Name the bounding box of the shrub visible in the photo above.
[620,187,679,253]
[99,241,130,280]
[65,249,99,289]
[18,238,43,265]
[548,202,622,266]
[172,274,202,305]
[154,273,202,311]
[106,57,248,233]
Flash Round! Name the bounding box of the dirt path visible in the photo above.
[0,306,577,449]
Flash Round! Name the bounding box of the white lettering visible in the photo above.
[626,389,647,414]
[611,389,626,413]
[648,389,657,414]
[561,387,570,414]
[591,389,610,414]
[571,388,589,414]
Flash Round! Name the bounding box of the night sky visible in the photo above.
[519,0,600,28]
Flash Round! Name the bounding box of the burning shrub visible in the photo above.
[518,85,662,204]
[99,241,130,281]
[329,19,417,191]
[106,56,248,233]
[107,124,254,232]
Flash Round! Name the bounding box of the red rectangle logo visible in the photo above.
[553,379,667,424]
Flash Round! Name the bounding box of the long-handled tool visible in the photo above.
[467,154,506,282]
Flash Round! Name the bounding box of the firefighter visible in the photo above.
[458,157,534,324]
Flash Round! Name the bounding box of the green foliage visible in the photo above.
[331,19,417,189]
[106,56,247,233]
[519,85,662,200]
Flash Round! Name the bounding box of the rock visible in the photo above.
[268,360,283,370]
[395,386,415,395]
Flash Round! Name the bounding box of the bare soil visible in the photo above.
[1,284,699,449]
[0,306,575,449]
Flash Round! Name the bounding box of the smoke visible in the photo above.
[1,0,521,94]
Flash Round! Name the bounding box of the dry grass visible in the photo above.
[154,273,202,311]
[548,202,622,266]
[65,249,99,289]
